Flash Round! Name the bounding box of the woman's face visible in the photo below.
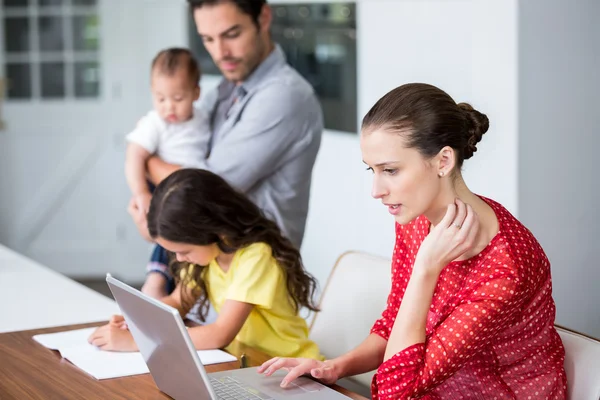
[360,128,443,225]
[155,237,221,265]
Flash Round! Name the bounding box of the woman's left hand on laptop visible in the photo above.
[257,358,338,388]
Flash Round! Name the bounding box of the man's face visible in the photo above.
[193,2,272,83]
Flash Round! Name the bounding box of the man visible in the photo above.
[130,0,323,297]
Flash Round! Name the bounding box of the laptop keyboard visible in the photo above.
[210,376,273,400]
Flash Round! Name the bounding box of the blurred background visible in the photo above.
[0,0,598,338]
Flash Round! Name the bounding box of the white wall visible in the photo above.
[2,0,595,340]
[0,0,190,281]
[63,0,518,287]
[1,0,520,292]
[518,0,600,336]
[302,0,519,287]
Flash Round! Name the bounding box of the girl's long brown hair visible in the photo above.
[147,168,319,321]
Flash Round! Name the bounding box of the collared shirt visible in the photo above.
[192,45,323,248]
[211,84,246,141]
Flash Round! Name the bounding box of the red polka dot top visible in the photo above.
[370,196,567,400]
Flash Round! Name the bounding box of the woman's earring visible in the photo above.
[438,171,445,177]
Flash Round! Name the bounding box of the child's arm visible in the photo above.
[125,143,152,211]
[160,280,253,349]
[159,282,196,316]
[141,272,169,299]
[146,156,182,185]
[186,299,254,349]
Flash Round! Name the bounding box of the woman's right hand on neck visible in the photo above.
[415,198,480,276]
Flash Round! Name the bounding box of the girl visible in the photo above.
[89,168,321,360]
[259,83,567,399]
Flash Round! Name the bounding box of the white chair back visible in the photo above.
[555,325,600,400]
[310,251,392,389]
[309,252,600,398]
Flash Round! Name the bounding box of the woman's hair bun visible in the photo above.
[457,102,489,159]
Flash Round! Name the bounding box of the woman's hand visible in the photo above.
[87,321,137,352]
[415,198,480,276]
[257,358,338,388]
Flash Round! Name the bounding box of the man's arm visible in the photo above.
[148,84,322,192]
[146,157,182,185]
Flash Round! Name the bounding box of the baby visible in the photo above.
[125,48,209,297]
[125,47,209,215]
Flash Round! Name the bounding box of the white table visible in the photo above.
[0,244,119,333]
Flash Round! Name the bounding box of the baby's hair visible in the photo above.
[151,48,200,86]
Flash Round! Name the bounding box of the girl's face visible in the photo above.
[155,237,221,265]
[360,128,451,225]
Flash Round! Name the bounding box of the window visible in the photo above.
[1,0,100,100]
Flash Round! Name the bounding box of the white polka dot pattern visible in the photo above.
[370,197,567,399]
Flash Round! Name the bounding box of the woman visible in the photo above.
[259,83,567,399]
[89,168,322,360]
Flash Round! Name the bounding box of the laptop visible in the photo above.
[106,274,350,400]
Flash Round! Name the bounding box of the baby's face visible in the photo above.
[151,69,200,124]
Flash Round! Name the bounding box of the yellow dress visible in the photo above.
[184,243,322,359]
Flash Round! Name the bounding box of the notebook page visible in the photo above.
[33,328,238,380]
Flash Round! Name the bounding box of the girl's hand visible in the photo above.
[108,314,128,330]
[257,357,338,387]
[415,198,480,276]
[87,323,137,352]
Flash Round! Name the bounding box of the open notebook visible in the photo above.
[33,327,237,380]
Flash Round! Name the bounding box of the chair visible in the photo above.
[555,325,600,400]
[309,252,600,399]
[309,251,392,393]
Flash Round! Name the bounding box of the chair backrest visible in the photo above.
[309,252,600,397]
[309,251,392,389]
[555,325,600,400]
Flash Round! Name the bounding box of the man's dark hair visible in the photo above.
[188,0,267,27]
